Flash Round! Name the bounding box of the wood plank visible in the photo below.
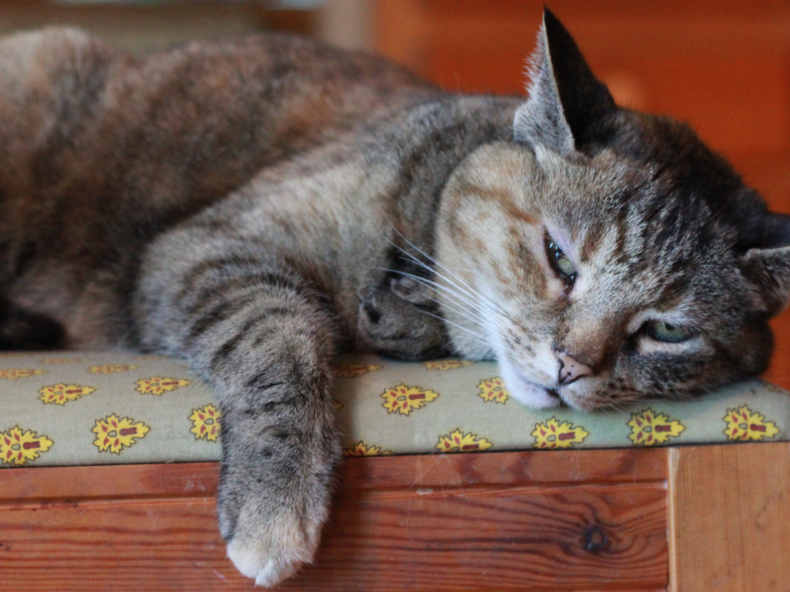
[0,449,668,591]
[0,484,667,591]
[281,482,668,591]
[668,443,790,591]
[0,448,667,500]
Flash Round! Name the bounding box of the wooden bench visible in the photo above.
[2,443,787,591]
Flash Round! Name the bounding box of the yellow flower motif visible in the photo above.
[628,408,685,446]
[189,404,221,442]
[381,384,440,416]
[41,358,83,365]
[477,376,510,404]
[92,414,150,454]
[436,429,493,453]
[135,376,192,395]
[724,405,779,441]
[531,418,589,449]
[39,384,96,405]
[424,359,474,371]
[89,364,139,374]
[0,426,54,465]
[0,368,45,380]
[343,441,393,457]
[333,363,382,378]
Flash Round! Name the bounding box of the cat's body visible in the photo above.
[2,11,790,586]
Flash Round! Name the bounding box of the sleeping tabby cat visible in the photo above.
[0,8,788,585]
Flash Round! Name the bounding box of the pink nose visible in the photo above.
[557,353,593,385]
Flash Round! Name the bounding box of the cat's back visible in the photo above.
[0,26,438,274]
[0,27,443,348]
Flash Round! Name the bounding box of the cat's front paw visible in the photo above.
[224,503,324,587]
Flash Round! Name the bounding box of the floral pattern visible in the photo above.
[628,408,685,446]
[333,363,382,378]
[436,429,493,452]
[343,441,393,457]
[0,368,45,380]
[381,384,440,416]
[41,358,84,365]
[424,360,474,371]
[189,404,221,442]
[0,351,788,468]
[39,384,96,406]
[0,426,53,465]
[477,377,509,404]
[136,376,191,396]
[92,414,150,454]
[532,418,589,448]
[724,405,779,441]
[88,364,139,375]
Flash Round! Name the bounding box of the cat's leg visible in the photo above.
[134,235,340,586]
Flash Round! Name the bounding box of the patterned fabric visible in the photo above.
[0,352,788,467]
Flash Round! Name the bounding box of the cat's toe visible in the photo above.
[225,507,322,587]
[227,538,306,587]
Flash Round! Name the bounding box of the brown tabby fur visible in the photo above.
[0,10,789,586]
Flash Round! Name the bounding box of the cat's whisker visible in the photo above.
[378,265,525,359]
[385,243,501,318]
[605,402,631,417]
[408,283,492,334]
[381,267,492,327]
[400,275,521,358]
[386,232,513,321]
[414,308,506,358]
[372,267,488,325]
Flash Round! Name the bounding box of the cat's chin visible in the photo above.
[497,362,562,409]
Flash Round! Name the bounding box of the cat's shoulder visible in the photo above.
[0,26,118,78]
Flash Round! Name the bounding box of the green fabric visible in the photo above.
[0,352,787,467]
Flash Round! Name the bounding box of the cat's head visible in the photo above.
[435,9,790,410]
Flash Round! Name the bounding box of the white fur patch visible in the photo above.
[498,356,561,409]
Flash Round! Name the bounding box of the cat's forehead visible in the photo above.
[531,141,738,250]
[522,144,746,310]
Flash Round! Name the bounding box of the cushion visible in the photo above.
[0,352,788,467]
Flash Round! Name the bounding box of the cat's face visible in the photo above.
[437,140,772,409]
[434,10,790,410]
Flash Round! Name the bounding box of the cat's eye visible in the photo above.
[645,320,693,343]
[545,238,577,284]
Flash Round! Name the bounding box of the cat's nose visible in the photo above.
[557,353,593,385]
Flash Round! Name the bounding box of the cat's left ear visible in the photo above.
[514,9,616,154]
[741,212,790,316]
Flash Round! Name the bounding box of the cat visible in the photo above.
[0,7,788,586]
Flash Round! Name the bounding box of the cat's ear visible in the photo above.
[741,212,790,316]
[514,8,616,154]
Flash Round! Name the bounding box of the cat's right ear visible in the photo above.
[514,9,616,155]
[741,211,790,316]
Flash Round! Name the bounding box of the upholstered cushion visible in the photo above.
[0,352,788,467]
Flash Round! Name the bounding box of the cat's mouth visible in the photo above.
[545,387,564,404]
[513,370,568,407]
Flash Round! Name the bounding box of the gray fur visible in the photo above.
[0,10,788,586]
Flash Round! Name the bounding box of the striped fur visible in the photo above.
[0,10,788,585]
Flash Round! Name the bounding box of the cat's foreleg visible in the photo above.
[134,240,341,586]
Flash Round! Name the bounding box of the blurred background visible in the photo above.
[4,0,790,388]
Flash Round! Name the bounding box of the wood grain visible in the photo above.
[668,443,790,592]
[0,448,666,500]
[0,449,668,591]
